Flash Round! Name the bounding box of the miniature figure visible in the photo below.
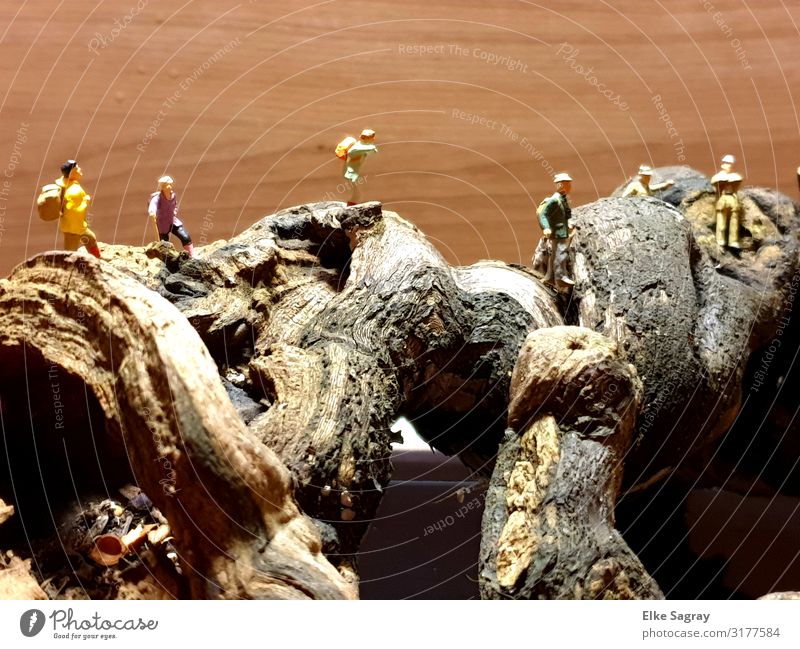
[55,160,101,259]
[148,176,194,257]
[710,154,742,249]
[536,172,575,289]
[621,164,675,197]
[339,129,378,206]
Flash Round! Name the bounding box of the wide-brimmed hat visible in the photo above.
[638,165,653,176]
[553,172,573,183]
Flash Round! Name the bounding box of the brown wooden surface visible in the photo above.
[1,0,799,275]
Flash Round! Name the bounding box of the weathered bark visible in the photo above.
[570,190,800,487]
[679,183,800,490]
[0,499,12,525]
[0,502,45,599]
[0,253,354,599]
[0,555,48,600]
[759,591,800,600]
[480,326,662,599]
[103,202,563,558]
[4,191,797,600]
[244,205,562,552]
[478,182,800,599]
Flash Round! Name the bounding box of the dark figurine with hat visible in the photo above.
[535,172,575,290]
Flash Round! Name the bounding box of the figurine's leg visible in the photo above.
[172,224,194,257]
[554,239,574,286]
[63,232,81,251]
[348,178,362,206]
[728,203,741,248]
[543,239,555,285]
[715,200,728,246]
[80,228,102,259]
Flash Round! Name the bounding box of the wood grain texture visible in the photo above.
[0,253,355,599]
[2,1,799,276]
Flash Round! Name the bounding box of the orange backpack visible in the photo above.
[335,136,357,160]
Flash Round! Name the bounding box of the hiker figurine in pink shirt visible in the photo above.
[148,175,194,257]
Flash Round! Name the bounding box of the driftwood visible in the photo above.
[0,555,48,600]
[103,202,562,559]
[0,501,46,599]
[0,254,354,599]
[572,185,800,488]
[479,326,661,599]
[1,182,799,599]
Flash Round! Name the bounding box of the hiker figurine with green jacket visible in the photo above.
[537,172,575,289]
[341,129,378,206]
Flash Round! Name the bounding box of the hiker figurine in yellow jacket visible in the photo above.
[621,164,675,197]
[341,129,378,206]
[56,160,101,259]
[710,154,743,249]
[537,172,575,289]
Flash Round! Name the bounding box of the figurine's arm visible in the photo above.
[148,194,161,236]
[621,182,638,198]
[650,180,675,192]
[347,143,378,161]
[538,198,554,236]
[710,172,725,197]
[148,194,159,219]
[565,204,575,237]
[64,184,90,212]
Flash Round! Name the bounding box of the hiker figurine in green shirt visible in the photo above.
[621,164,675,197]
[341,129,378,206]
[537,172,576,289]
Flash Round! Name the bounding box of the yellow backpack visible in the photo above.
[36,183,65,221]
[335,136,357,160]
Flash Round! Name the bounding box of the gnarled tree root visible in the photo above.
[0,253,354,599]
[480,326,663,599]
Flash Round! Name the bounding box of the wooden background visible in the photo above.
[1,0,798,275]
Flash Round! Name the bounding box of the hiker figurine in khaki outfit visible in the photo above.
[710,154,743,249]
[337,129,378,206]
[535,172,576,290]
[55,159,102,259]
[622,164,674,197]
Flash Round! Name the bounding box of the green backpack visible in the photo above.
[536,197,550,218]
